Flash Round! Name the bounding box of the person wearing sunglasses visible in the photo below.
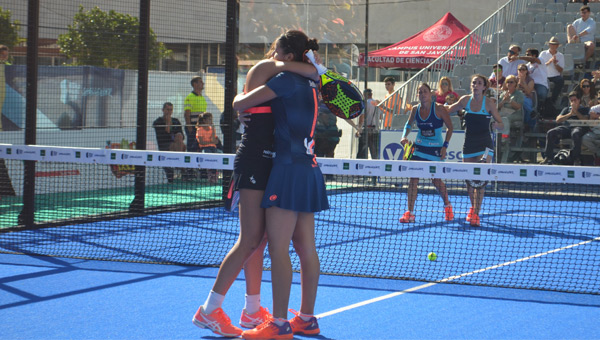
[516,65,535,128]
[575,79,598,107]
[489,45,526,83]
[434,76,459,105]
[489,64,506,90]
[517,48,549,128]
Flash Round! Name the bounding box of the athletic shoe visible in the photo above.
[468,212,480,226]
[192,306,242,337]
[289,310,320,335]
[241,318,292,340]
[465,207,474,222]
[240,306,272,328]
[399,211,415,223]
[444,205,454,221]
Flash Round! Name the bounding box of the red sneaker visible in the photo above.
[468,212,480,226]
[465,207,474,222]
[192,306,242,337]
[399,211,415,223]
[444,205,454,221]
[289,310,320,335]
[241,318,292,340]
[240,306,271,328]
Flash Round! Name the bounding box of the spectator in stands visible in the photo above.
[489,64,506,90]
[445,93,458,105]
[498,75,525,130]
[519,48,549,114]
[516,64,535,127]
[153,102,184,183]
[381,76,401,129]
[539,37,565,108]
[490,45,525,81]
[434,76,458,105]
[0,45,11,65]
[567,5,596,64]
[540,91,591,165]
[583,105,600,165]
[576,78,598,107]
[357,88,381,159]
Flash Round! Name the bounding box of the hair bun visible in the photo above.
[306,38,319,52]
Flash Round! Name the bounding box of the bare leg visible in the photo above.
[211,189,266,295]
[291,212,319,315]
[585,42,595,62]
[265,206,298,319]
[431,178,450,206]
[406,177,419,212]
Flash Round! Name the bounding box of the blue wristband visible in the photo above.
[443,141,449,148]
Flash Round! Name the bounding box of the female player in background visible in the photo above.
[192,39,320,337]
[233,30,328,340]
[447,74,504,226]
[399,82,454,223]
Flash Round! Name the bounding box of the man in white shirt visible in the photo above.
[489,44,525,81]
[539,36,565,107]
[567,5,596,63]
[357,88,381,159]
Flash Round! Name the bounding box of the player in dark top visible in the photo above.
[233,30,325,340]
[447,74,504,227]
[192,39,320,338]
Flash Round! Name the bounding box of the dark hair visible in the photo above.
[526,48,539,58]
[0,45,8,52]
[191,76,203,87]
[493,63,503,70]
[383,76,396,84]
[472,74,489,87]
[364,88,372,93]
[419,82,431,92]
[163,102,173,109]
[276,30,319,62]
[581,5,591,13]
[568,91,581,100]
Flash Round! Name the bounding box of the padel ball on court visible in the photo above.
[427,252,437,261]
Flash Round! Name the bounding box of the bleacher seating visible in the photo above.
[524,22,544,34]
[504,22,523,35]
[533,32,552,47]
[465,54,488,66]
[535,12,554,24]
[547,3,566,14]
[515,13,534,25]
[555,12,575,25]
[566,3,582,13]
[545,22,565,35]
[527,3,545,13]
[513,32,533,45]
[474,64,493,77]
[564,43,585,65]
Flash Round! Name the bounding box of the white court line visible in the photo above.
[316,235,600,319]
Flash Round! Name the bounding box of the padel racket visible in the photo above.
[305,50,364,119]
[402,140,415,160]
[319,70,365,119]
[466,147,492,188]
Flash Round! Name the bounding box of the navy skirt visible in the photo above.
[261,163,329,213]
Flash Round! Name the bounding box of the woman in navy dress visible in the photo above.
[447,74,504,226]
[233,30,327,340]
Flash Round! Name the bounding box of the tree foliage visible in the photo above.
[0,7,21,48]
[57,6,170,69]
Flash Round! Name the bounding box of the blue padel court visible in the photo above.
[1,188,599,339]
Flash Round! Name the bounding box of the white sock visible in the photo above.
[299,312,314,321]
[203,290,225,314]
[273,317,287,326]
[244,294,261,314]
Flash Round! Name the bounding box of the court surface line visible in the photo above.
[316,235,600,319]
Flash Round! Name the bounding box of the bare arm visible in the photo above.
[233,85,278,112]
[400,106,418,141]
[245,59,318,92]
[446,95,469,114]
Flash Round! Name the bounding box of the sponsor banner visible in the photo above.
[3,144,600,184]
[380,130,465,162]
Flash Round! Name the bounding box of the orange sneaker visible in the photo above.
[465,207,474,222]
[241,318,292,340]
[468,212,480,226]
[240,306,272,328]
[289,310,320,335]
[399,211,415,223]
[444,205,454,221]
[192,306,242,337]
